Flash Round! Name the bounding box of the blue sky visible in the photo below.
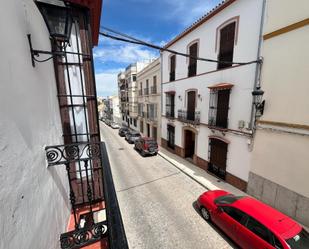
[94,0,222,97]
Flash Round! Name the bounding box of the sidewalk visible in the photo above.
[159,147,309,230]
[158,147,246,196]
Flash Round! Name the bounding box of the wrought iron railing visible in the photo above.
[178,110,200,125]
[150,86,157,94]
[166,105,175,119]
[45,142,128,249]
[144,88,149,95]
[138,89,143,96]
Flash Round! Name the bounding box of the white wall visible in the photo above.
[161,0,263,182]
[0,1,70,248]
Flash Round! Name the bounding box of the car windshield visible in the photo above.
[286,229,309,249]
[214,194,244,205]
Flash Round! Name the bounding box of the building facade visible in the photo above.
[247,0,309,227]
[161,0,264,191]
[137,58,161,143]
[119,61,152,128]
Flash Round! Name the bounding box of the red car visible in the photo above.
[197,190,309,249]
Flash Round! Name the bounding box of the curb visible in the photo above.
[158,151,212,190]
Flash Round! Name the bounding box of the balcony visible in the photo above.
[169,71,175,82]
[138,89,143,96]
[166,106,175,119]
[150,86,157,94]
[178,110,200,125]
[146,112,157,122]
[45,142,128,249]
[144,88,149,95]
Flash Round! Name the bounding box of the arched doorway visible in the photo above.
[208,137,228,180]
[184,129,195,159]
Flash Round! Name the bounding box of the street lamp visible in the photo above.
[252,86,265,117]
[35,0,72,42]
[27,0,73,66]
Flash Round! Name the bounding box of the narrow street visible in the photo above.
[100,122,237,249]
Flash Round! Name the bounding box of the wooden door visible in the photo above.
[216,90,230,128]
[185,130,195,158]
[187,91,196,121]
[189,43,197,76]
[209,138,227,179]
[218,22,235,69]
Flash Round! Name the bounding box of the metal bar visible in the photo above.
[57,94,96,98]
[59,104,87,108]
[62,132,99,137]
[101,142,129,249]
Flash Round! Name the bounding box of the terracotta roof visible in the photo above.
[66,0,102,46]
[208,83,234,90]
[163,0,236,49]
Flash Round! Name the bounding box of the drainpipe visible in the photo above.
[249,0,266,131]
[160,51,163,141]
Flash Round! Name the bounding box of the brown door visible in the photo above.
[187,91,196,121]
[185,130,195,158]
[216,89,230,128]
[218,22,236,69]
[152,126,157,140]
[147,124,150,137]
[209,138,228,179]
[189,43,197,76]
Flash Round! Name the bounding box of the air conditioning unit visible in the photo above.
[238,120,245,129]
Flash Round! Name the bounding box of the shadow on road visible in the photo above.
[192,201,240,249]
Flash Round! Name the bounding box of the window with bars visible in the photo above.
[151,76,157,94]
[166,93,175,118]
[208,89,230,129]
[147,104,157,120]
[217,22,236,69]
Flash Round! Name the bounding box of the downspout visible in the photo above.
[249,0,266,132]
[160,51,163,144]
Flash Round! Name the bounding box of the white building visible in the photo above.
[110,95,121,124]
[248,0,309,227]
[137,58,161,143]
[161,0,264,191]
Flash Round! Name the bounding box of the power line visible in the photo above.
[99,27,262,66]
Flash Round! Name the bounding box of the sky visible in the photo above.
[94,0,222,97]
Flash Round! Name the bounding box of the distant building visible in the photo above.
[160,0,264,191]
[248,0,309,227]
[137,58,161,143]
[118,61,153,128]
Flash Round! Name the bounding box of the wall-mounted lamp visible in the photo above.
[198,93,202,101]
[28,0,73,67]
[178,95,182,101]
[252,86,265,117]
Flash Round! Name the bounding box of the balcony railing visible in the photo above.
[169,71,175,82]
[45,142,128,249]
[146,112,157,122]
[166,106,175,119]
[178,109,200,125]
[138,89,143,96]
[188,63,197,77]
[150,86,157,94]
[144,88,149,95]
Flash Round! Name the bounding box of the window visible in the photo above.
[169,55,176,81]
[166,93,175,118]
[130,118,132,125]
[245,217,272,244]
[215,195,244,205]
[147,104,157,120]
[152,76,157,94]
[144,79,149,95]
[133,119,137,127]
[188,43,198,77]
[217,22,236,69]
[139,82,143,96]
[208,89,230,129]
[222,206,245,223]
[167,125,175,149]
[132,74,136,81]
[286,229,309,249]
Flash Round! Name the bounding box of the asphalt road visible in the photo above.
[100,122,238,249]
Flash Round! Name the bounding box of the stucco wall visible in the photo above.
[0,1,70,248]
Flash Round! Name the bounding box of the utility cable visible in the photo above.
[99,27,262,66]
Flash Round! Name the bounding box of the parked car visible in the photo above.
[105,119,111,126]
[110,122,120,129]
[125,131,141,144]
[197,190,309,249]
[134,137,158,156]
[118,127,129,137]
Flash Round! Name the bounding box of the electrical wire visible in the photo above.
[99,27,262,66]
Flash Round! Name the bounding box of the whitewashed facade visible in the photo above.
[161,0,264,191]
[136,58,161,143]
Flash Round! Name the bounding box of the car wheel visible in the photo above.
[201,207,211,221]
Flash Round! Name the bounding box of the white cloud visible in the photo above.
[95,68,123,97]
